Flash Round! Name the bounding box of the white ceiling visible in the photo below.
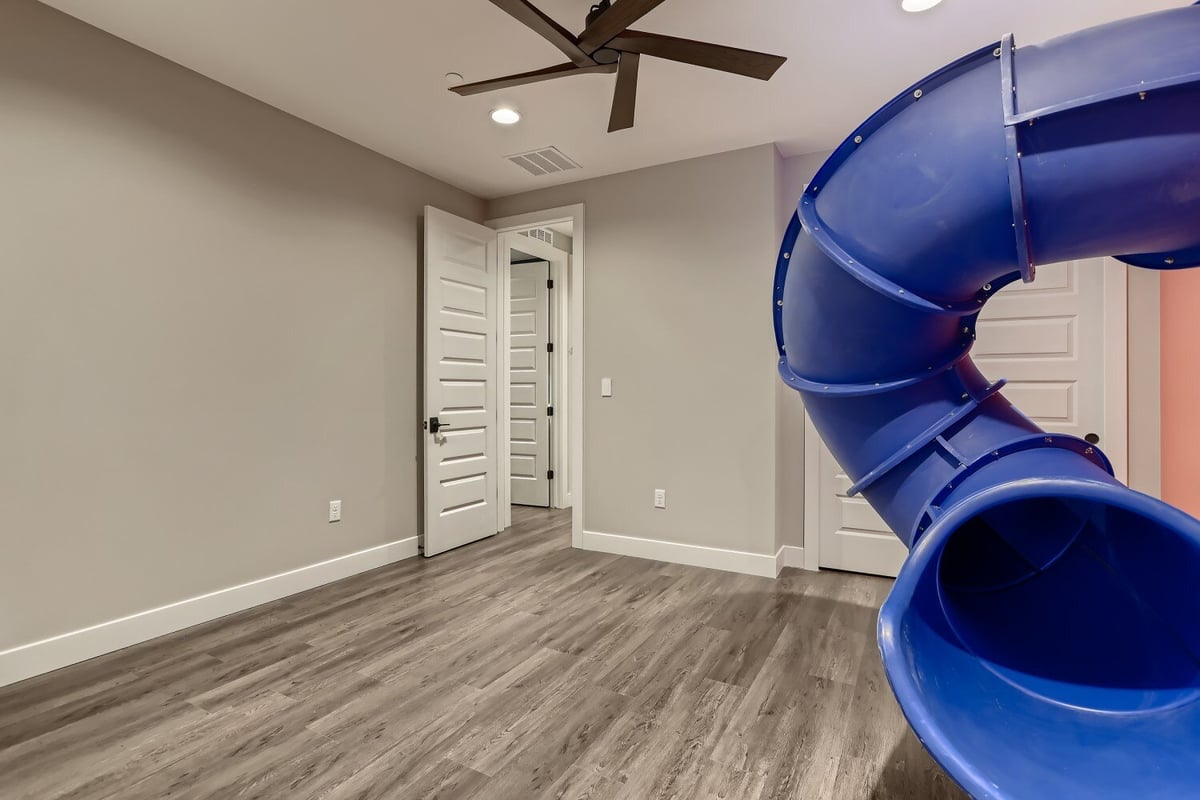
[40,0,1178,199]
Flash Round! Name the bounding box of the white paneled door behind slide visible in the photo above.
[509,260,552,507]
[816,259,1114,577]
[423,207,500,557]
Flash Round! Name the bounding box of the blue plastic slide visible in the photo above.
[774,5,1200,798]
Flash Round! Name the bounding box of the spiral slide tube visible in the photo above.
[774,5,1200,798]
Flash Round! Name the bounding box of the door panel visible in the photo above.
[424,207,499,557]
[974,259,1104,442]
[816,259,1109,577]
[509,260,551,507]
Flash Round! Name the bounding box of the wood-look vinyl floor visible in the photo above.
[0,507,966,799]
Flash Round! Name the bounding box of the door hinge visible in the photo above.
[547,342,554,353]
[547,278,554,289]
[547,406,554,417]
[547,469,555,480]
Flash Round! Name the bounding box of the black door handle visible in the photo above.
[430,416,451,434]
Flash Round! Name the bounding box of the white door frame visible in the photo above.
[499,234,571,518]
[488,205,585,548]
[801,259,1130,572]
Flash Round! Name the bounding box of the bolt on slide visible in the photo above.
[774,4,1200,798]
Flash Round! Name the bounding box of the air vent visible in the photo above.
[507,146,580,177]
[520,227,555,244]
[517,227,572,251]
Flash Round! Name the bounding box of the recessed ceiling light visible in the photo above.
[901,0,943,11]
[491,107,521,125]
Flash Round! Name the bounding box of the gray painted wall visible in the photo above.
[0,0,483,650]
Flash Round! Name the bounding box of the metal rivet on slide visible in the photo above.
[994,47,1002,58]
[777,300,784,307]
[983,283,992,291]
[914,89,923,99]
[1045,437,1054,444]
[1086,447,1095,455]
[1166,257,1176,265]
[1140,91,1148,100]
[784,252,790,259]
[854,135,863,144]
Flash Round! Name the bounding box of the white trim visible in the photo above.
[498,232,572,513]
[497,232,516,529]
[551,255,572,509]
[1127,268,1161,497]
[495,226,509,534]
[777,545,808,573]
[1103,258,1130,484]
[581,530,779,578]
[0,536,418,688]
[802,411,822,572]
[488,205,585,548]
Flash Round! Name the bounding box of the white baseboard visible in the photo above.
[777,545,808,573]
[581,529,780,578]
[0,536,418,688]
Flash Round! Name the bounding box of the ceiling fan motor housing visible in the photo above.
[586,1,612,28]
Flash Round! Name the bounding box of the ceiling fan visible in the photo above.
[451,0,788,132]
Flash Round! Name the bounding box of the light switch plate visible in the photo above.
[329,499,342,523]
[654,489,666,509]
[601,377,612,397]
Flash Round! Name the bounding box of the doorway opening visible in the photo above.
[491,206,584,546]
[504,229,567,512]
[422,204,584,557]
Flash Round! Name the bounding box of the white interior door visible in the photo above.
[423,207,499,557]
[509,260,552,507]
[813,258,1117,577]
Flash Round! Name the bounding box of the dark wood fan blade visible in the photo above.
[488,0,595,66]
[450,62,617,96]
[579,0,669,53]
[609,30,786,80]
[608,53,640,132]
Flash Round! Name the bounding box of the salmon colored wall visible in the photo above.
[1162,270,1200,519]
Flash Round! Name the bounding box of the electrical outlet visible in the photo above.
[329,499,342,523]
[654,489,666,509]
